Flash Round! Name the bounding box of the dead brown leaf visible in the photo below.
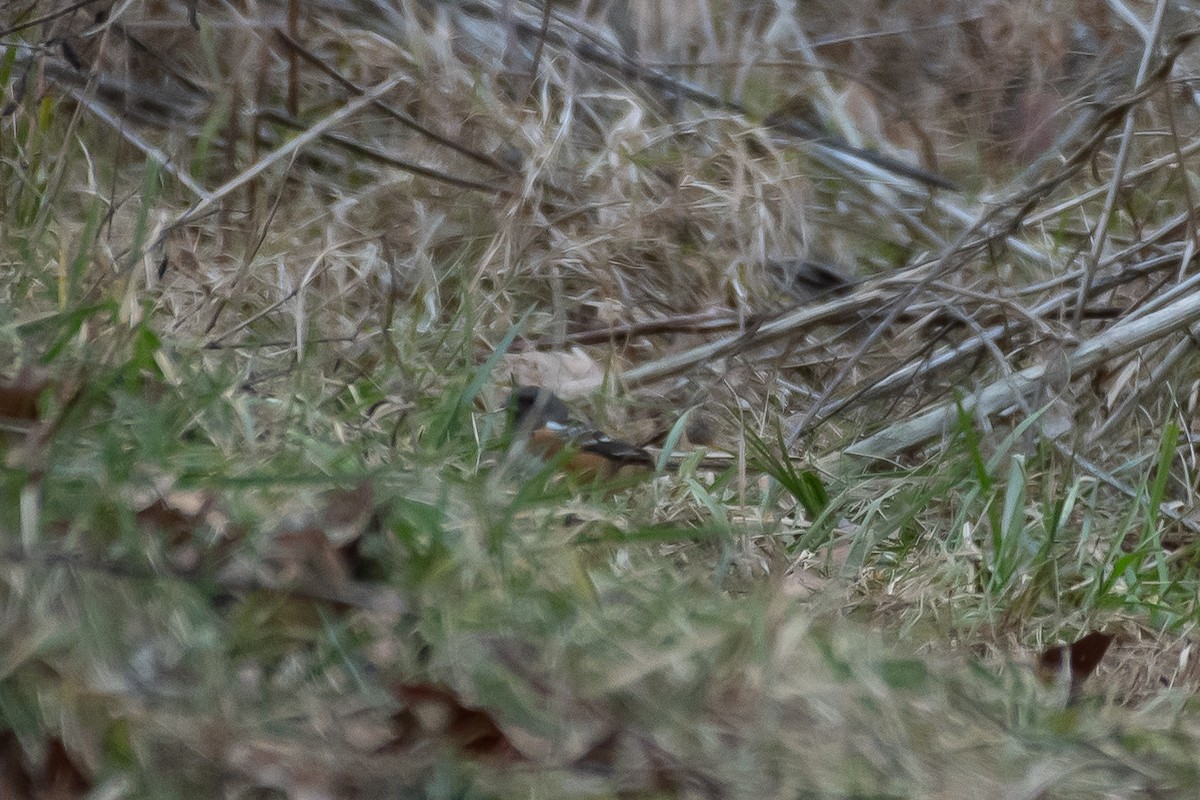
[0,368,51,422]
[133,485,237,572]
[0,733,91,800]
[386,683,524,762]
[496,348,605,398]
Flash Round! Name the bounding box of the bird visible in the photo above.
[507,386,656,482]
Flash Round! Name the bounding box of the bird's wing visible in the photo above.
[570,428,655,467]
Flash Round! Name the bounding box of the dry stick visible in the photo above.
[198,167,293,337]
[927,279,1056,336]
[843,287,1200,460]
[801,147,956,254]
[1099,335,1180,438]
[1018,227,1187,296]
[1074,0,1171,322]
[622,40,1191,398]
[1017,194,1199,304]
[49,44,507,197]
[620,287,892,388]
[1025,137,1200,227]
[38,55,206,126]
[621,217,988,392]
[480,0,1055,272]
[477,0,957,190]
[256,108,512,195]
[783,250,992,448]
[818,250,1191,424]
[819,311,1053,426]
[0,0,110,36]
[526,0,554,91]
[57,83,211,200]
[1089,332,1191,442]
[287,0,300,116]
[549,312,744,346]
[272,29,512,173]
[1160,71,1200,277]
[1050,438,1200,536]
[995,31,1197,234]
[628,237,1182,428]
[620,254,1012,392]
[1010,102,1105,191]
[162,73,405,237]
[930,194,1045,264]
[1126,269,1200,321]
[783,141,1113,445]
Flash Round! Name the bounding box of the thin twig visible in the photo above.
[1051,439,1200,536]
[258,108,513,195]
[162,73,407,237]
[1074,0,1171,321]
[0,0,110,36]
[57,83,211,199]
[449,0,957,190]
[844,286,1200,460]
[272,29,513,173]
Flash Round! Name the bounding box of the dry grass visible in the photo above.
[5,0,1200,797]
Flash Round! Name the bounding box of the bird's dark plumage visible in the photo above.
[506,386,654,481]
[509,386,572,432]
